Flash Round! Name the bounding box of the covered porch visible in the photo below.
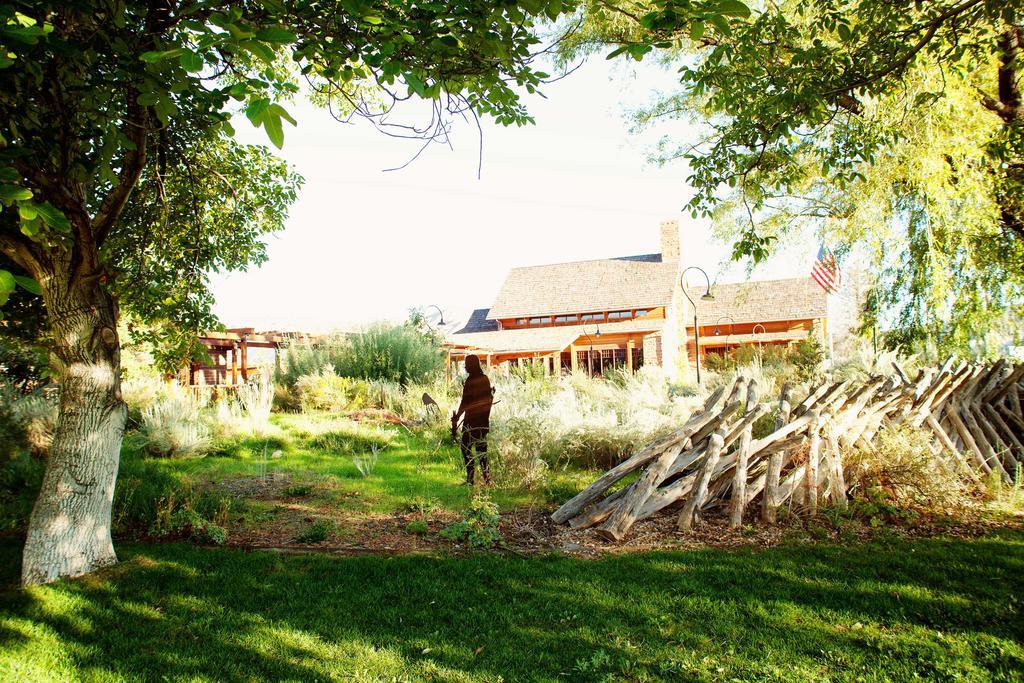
[446,319,662,378]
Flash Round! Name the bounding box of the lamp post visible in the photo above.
[714,315,736,358]
[423,304,446,327]
[681,267,714,385]
[752,324,766,352]
[581,324,602,377]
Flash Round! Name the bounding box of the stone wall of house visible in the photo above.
[643,333,662,369]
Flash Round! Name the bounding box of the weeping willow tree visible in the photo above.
[561,0,1024,355]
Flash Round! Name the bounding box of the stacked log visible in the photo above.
[551,360,1024,540]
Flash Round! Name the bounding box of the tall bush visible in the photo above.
[336,324,445,385]
[277,325,444,388]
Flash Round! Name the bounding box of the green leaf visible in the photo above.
[690,20,706,41]
[405,72,427,97]
[263,112,284,148]
[17,203,37,220]
[267,103,297,126]
[363,15,383,25]
[34,201,71,232]
[180,50,204,72]
[245,98,270,124]
[140,48,183,63]
[0,270,14,294]
[837,23,852,42]
[255,26,297,43]
[240,40,276,64]
[0,185,32,203]
[714,0,751,18]
[13,275,41,295]
[708,14,732,36]
[605,46,627,60]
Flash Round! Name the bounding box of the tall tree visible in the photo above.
[0,0,574,586]
[565,0,1024,349]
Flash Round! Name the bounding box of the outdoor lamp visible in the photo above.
[425,304,446,326]
[681,266,714,386]
[715,316,736,360]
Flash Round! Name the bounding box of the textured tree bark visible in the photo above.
[21,257,126,587]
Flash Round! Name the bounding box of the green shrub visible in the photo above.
[0,453,44,530]
[295,519,334,544]
[305,421,394,454]
[293,369,355,413]
[284,484,312,497]
[277,325,444,388]
[0,384,57,461]
[846,424,972,514]
[335,323,445,385]
[151,506,228,545]
[792,335,826,382]
[440,495,502,548]
[406,519,429,535]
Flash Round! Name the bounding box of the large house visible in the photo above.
[446,221,830,381]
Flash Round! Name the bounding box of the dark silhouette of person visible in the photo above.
[452,354,494,485]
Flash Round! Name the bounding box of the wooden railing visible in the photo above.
[552,359,1024,541]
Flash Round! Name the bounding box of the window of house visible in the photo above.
[634,309,649,317]
[581,313,604,321]
[554,315,577,323]
[515,319,527,325]
[528,316,551,325]
[608,311,631,320]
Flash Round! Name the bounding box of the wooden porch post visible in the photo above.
[570,344,579,373]
[552,353,561,377]
[626,337,635,373]
[231,343,239,385]
[240,338,249,382]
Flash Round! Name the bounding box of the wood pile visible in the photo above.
[551,359,1024,541]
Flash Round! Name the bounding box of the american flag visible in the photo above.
[811,246,843,294]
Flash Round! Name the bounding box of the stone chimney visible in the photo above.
[660,220,680,261]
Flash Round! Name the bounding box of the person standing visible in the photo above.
[452,354,494,485]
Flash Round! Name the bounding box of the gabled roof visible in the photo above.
[487,254,679,320]
[452,308,500,334]
[685,277,827,325]
[447,318,665,354]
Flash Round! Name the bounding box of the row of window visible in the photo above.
[514,310,650,326]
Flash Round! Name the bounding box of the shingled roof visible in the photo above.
[486,254,679,320]
[452,308,500,334]
[685,277,827,325]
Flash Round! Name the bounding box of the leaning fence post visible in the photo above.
[678,427,726,532]
[762,383,792,523]
[729,379,759,529]
[803,411,822,518]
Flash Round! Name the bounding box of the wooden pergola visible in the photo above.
[188,328,315,386]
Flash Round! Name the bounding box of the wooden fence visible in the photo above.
[551,359,1024,541]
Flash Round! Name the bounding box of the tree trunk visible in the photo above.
[21,262,126,586]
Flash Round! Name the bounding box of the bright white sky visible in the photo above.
[211,58,810,333]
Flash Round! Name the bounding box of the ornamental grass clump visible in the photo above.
[137,386,211,458]
[846,424,974,514]
[486,367,704,476]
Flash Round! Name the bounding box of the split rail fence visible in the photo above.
[551,359,1024,541]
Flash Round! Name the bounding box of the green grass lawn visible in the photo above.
[1,530,1022,682]
[129,413,598,515]
[2,412,602,541]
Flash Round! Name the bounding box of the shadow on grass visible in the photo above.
[0,530,1022,681]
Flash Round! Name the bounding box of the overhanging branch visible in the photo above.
[91,97,149,247]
